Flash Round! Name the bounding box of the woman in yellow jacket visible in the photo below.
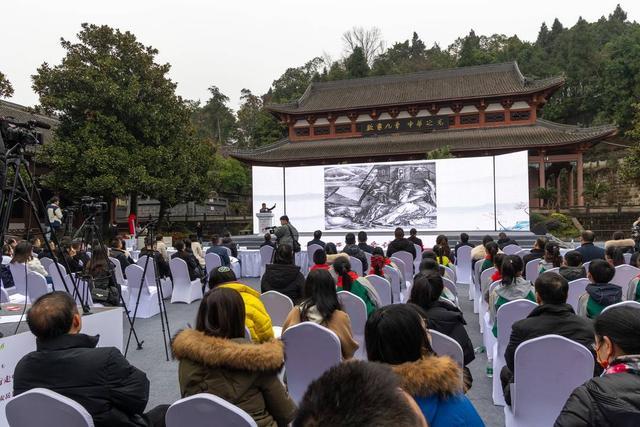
[208,266,274,342]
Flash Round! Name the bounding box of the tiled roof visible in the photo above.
[230,120,616,165]
[267,62,564,114]
[0,100,58,144]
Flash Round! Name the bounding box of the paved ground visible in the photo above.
[123,277,504,426]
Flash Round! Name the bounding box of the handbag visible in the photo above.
[286,224,301,253]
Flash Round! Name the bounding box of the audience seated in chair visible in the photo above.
[418,259,456,303]
[85,247,122,306]
[209,266,273,342]
[522,237,547,276]
[433,243,453,268]
[436,234,454,262]
[488,255,535,337]
[293,360,428,427]
[605,245,626,267]
[575,230,606,263]
[386,227,416,259]
[206,234,231,267]
[30,236,44,256]
[13,292,168,427]
[260,233,276,249]
[408,273,475,392]
[172,240,204,282]
[357,231,374,254]
[555,306,640,426]
[559,250,586,282]
[490,253,505,283]
[408,228,424,251]
[471,235,494,263]
[154,234,169,261]
[341,232,369,272]
[109,238,134,277]
[539,241,563,273]
[577,260,622,319]
[11,241,49,279]
[364,304,484,427]
[332,257,380,317]
[309,249,329,271]
[172,288,295,427]
[306,230,325,249]
[500,272,598,406]
[480,241,500,272]
[454,233,475,258]
[221,232,238,258]
[497,232,518,250]
[59,241,83,274]
[282,269,359,359]
[261,244,304,304]
[140,237,171,279]
[188,234,206,267]
[604,230,636,253]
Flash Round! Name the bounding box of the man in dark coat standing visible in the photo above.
[575,230,606,263]
[500,272,597,406]
[386,227,417,259]
[13,292,168,426]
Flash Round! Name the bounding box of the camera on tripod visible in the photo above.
[80,196,108,216]
[0,116,50,148]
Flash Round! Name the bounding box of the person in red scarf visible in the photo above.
[491,253,504,283]
[310,249,330,271]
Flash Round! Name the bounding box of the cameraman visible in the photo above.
[47,196,64,240]
[274,215,300,253]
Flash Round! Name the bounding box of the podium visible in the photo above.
[257,212,274,233]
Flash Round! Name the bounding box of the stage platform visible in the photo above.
[232,231,540,250]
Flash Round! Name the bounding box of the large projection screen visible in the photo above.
[252,151,529,233]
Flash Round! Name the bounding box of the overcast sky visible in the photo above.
[1,0,637,111]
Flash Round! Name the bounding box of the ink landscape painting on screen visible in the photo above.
[324,162,437,230]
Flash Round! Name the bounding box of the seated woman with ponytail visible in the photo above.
[488,255,535,337]
[555,306,640,426]
[480,241,499,272]
[538,241,562,273]
[491,253,505,283]
[432,244,452,268]
[332,257,380,317]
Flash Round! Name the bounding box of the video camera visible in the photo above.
[80,196,108,216]
[0,116,50,149]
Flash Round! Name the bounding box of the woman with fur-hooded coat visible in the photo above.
[172,288,296,427]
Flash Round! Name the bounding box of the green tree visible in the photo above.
[32,23,214,218]
[191,85,237,144]
[426,146,453,160]
[0,71,13,98]
[268,57,324,104]
[236,89,283,148]
[345,46,369,78]
[620,103,640,183]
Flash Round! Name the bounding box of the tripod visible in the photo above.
[73,213,143,350]
[125,219,172,361]
[0,141,86,311]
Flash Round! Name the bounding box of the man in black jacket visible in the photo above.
[500,272,597,406]
[341,232,368,272]
[497,232,518,249]
[307,230,326,249]
[172,240,204,282]
[522,237,547,278]
[357,231,374,254]
[109,238,134,278]
[386,227,417,259]
[454,233,474,258]
[13,292,167,426]
[575,230,606,263]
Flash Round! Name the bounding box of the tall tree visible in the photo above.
[235,89,283,148]
[342,26,385,65]
[345,47,370,78]
[32,23,214,218]
[620,103,640,183]
[269,57,324,104]
[0,71,13,98]
[191,85,237,144]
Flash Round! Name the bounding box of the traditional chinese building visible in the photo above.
[231,62,617,207]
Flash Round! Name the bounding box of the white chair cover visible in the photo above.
[39,257,54,271]
[525,259,540,284]
[492,299,538,406]
[601,300,640,313]
[282,322,342,404]
[392,251,414,285]
[624,252,632,265]
[1,255,11,265]
[259,245,274,276]
[307,244,323,268]
[349,256,363,277]
[365,275,392,306]
[502,244,523,255]
[205,252,222,275]
[413,244,422,272]
[165,393,257,427]
[108,257,129,303]
[430,329,464,368]
[472,261,484,313]
[456,245,473,286]
[515,249,531,260]
[383,266,402,303]
[169,258,203,304]
[125,263,160,318]
[260,290,294,327]
[26,271,49,302]
[504,335,594,427]
[612,264,640,298]
[6,387,94,427]
[442,277,458,303]
[544,267,560,275]
[567,278,589,312]
[337,291,367,359]
[137,255,172,298]
[481,280,500,355]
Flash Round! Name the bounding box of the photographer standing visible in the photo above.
[274,215,300,253]
[47,196,64,240]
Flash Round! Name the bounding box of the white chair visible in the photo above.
[39,257,54,271]
[624,253,632,264]
[366,274,392,306]
[567,278,589,312]
[612,264,640,298]
[393,251,414,286]
[602,300,640,313]
[244,326,252,342]
[472,260,484,313]
[456,245,473,286]
[479,267,497,333]
[383,265,402,303]
[260,290,294,327]
[169,258,203,304]
[307,244,323,268]
[481,280,500,357]
[259,245,274,276]
[413,243,422,273]
[525,259,540,284]
[364,251,372,268]
[504,335,594,427]
[221,246,233,258]
[430,329,464,367]
[442,265,456,284]
[205,252,222,275]
[165,393,257,427]
[125,264,160,318]
[349,256,363,276]
[544,267,560,275]
[6,388,94,427]
[137,255,172,298]
[25,271,50,302]
[108,257,129,303]
[492,299,538,406]
[282,322,342,404]
[337,291,367,359]
[582,261,591,273]
[1,286,9,303]
[502,244,523,255]
[442,277,458,305]
[515,249,531,260]
[2,255,11,265]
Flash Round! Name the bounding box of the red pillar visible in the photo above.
[577,152,585,206]
[538,151,546,208]
[568,164,575,207]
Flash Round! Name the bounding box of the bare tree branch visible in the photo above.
[342,26,385,65]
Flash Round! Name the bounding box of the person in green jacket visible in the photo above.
[577,259,622,319]
[480,241,500,273]
[333,257,379,316]
[488,255,535,337]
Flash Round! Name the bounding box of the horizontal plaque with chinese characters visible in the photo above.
[357,115,449,134]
